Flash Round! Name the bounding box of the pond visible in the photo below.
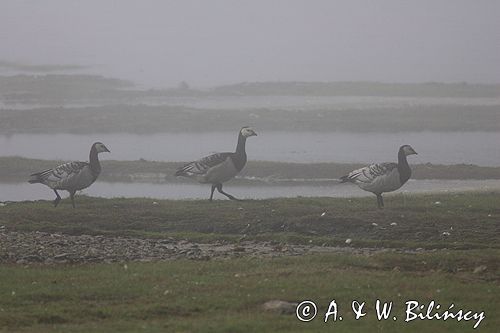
[2,179,499,202]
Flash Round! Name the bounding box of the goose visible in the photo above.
[175,127,257,201]
[340,145,417,208]
[28,142,110,208]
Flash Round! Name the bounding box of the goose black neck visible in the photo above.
[397,148,411,184]
[231,133,247,171]
[235,133,247,155]
[89,146,101,176]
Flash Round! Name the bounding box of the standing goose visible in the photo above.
[28,142,110,208]
[340,145,417,208]
[175,127,257,201]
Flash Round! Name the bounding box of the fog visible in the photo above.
[1,1,500,201]
[1,0,500,87]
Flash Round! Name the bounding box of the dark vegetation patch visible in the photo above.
[1,193,499,250]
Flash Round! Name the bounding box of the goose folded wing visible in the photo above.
[176,152,232,176]
[35,161,89,183]
[348,162,398,183]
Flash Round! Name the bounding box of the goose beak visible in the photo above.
[251,131,257,136]
[104,146,111,153]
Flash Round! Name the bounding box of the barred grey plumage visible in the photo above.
[29,142,110,208]
[340,145,417,208]
[175,127,257,201]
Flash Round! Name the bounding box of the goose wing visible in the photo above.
[30,161,89,186]
[175,152,232,177]
[343,162,398,184]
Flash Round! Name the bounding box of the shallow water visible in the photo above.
[2,179,499,202]
[1,131,500,166]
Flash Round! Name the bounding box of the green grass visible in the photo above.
[0,252,498,332]
[1,193,499,249]
[1,193,499,332]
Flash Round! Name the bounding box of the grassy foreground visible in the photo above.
[0,193,499,332]
[0,252,499,333]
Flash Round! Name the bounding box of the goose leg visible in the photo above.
[209,185,216,201]
[216,184,241,201]
[376,194,384,209]
[69,190,76,208]
[53,190,62,207]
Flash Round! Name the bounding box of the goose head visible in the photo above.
[93,142,111,153]
[400,145,417,156]
[240,126,257,138]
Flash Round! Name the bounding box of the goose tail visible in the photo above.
[28,173,43,184]
[175,162,195,177]
[339,175,353,183]
[174,166,189,177]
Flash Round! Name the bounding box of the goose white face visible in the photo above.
[94,142,111,153]
[402,145,417,156]
[241,127,257,138]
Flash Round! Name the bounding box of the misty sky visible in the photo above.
[1,0,499,88]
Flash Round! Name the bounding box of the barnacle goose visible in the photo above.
[28,142,110,208]
[175,127,257,201]
[340,145,417,208]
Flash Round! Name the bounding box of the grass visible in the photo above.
[0,192,499,332]
[1,192,499,249]
[0,252,498,332]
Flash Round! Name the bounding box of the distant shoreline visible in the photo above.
[1,157,499,184]
[2,76,499,133]
[1,104,500,134]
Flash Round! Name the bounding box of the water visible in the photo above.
[2,179,499,202]
[1,131,500,166]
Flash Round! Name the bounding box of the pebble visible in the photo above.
[262,300,297,314]
[473,265,487,274]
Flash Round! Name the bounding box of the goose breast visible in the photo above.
[358,167,403,193]
[202,156,239,184]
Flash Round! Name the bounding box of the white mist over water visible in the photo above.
[1,131,499,166]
